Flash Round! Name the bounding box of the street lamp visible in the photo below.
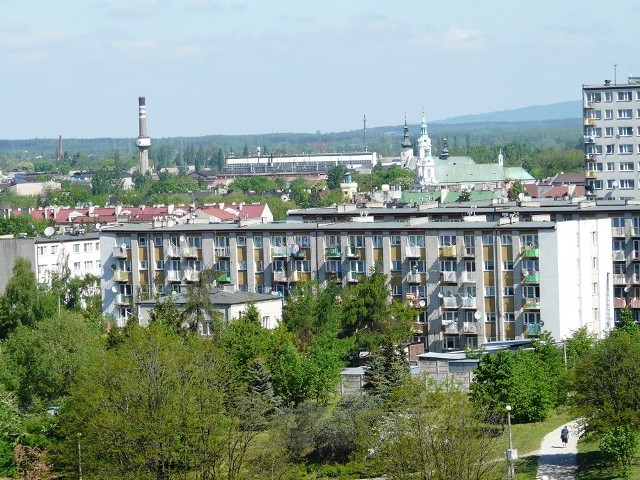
[77,432,83,480]
[505,405,517,479]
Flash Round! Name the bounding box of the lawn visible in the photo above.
[576,439,640,480]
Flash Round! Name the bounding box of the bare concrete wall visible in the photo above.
[0,238,36,294]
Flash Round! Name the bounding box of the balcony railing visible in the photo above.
[217,273,232,283]
[113,270,130,282]
[631,274,640,284]
[462,246,475,257]
[182,246,198,258]
[167,245,180,258]
[462,322,479,334]
[612,227,626,237]
[290,271,303,282]
[614,297,627,308]
[632,228,640,237]
[345,246,361,258]
[215,246,230,257]
[273,270,288,283]
[443,321,459,334]
[183,268,199,282]
[407,272,422,283]
[629,298,640,308]
[524,323,542,336]
[522,246,540,257]
[439,245,457,257]
[272,246,288,258]
[166,270,181,282]
[585,171,598,179]
[460,297,477,309]
[325,246,342,258]
[441,297,458,309]
[523,298,541,309]
[405,245,421,258]
[291,250,305,260]
[613,250,626,262]
[632,251,640,261]
[461,271,476,283]
[583,136,595,144]
[612,274,626,285]
[412,322,425,334]
[583,117,597,126]
[440,271,457,283]
[523,271,540,283]
[113,246,128,259]
[116,294,132,305]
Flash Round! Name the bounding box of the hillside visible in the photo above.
[434,100,582,124]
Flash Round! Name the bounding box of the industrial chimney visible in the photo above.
[136,96,151,174]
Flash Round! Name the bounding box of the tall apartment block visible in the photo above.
[584,76,640,198]
[100,199,640,352]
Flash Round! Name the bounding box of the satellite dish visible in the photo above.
[110,264,116,271]
[95,223,101,230]
[179,235,186,243]
[517,192,525,201]
[111,285,118,293]
[474,311,482,320]
[44,226,55,237]
[437,292,444,298]
[120,243,127,249]
[624,286,630,293]
[419,299,426,308]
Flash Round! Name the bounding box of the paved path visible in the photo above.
[536,419,582,480]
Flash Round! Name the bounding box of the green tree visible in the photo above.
[616,306,639,334]
[268,327,308,408]
[182,267,222,334]
[326,165,348,190]
[507,180,527,201]
[600,425,638,480]
[363,339,409,399]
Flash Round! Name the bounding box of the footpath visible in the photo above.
[536,419,581,480]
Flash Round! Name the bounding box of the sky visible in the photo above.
[1,0,640,139]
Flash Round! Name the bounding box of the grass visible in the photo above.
[576,439,640,480]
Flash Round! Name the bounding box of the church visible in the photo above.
[401,114,535,191]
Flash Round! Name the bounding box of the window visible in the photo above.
[391,285,402,296]
[521,259,539,271]
[372,235,382,248]
[482,234,494,245]
[592,257,597,269]
[139,237,147,247]
[51,245,57,255]
[485,286,495,296]
[187,236,201,248]
[484,261,495,271]
[606,145,615,155]
[620,162,634,171]
[619,144,633,154]
[464,260,476,272]
[326,260,341,274]
[271,236,286,247]
[605,127,614,137]
[237,260,247,270]
[409,260,426,273]
[391,235,401,246]
[236,236,246,247]
[348,235,364,248]
[621,179,635,189]
[439,234,455,247]
[73,244,80,253]
[606,161,615,170]
[619,126,634,137]
[349,260,365,274]
[591,232,598,244]
[84,261,93,270]
[154,236,163,247]
[592,282,598,295]
[501,234,512,245]
[253,260,263,272]
[295,235,310,248]
[74,262,80,271]
[502,261,514,270]
[96,260,101,268]
[442,311,458,321]
[140,260,148,269]
[521,234,538,246]
[618,109,633,119]
[503,286,515,296]
[254,236,263,248]
[443,336,459,350]
[116,237,131,248]
[155,260,164,270]
[586,92,602,102]
[408,235,425,247]
[294,260,311,272]
[605,91,613,102]
[618,91,632,101]
[84,242,92,252]
[605,109,613,119]
[440,260,456,272]
[37,246,47,256]
[523,285,539,298]
[607,179,616,189]
[391,260,401,271]
[504,313,515,323]
[486,313,497,323]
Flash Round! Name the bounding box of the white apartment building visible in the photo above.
[584,76,640,199]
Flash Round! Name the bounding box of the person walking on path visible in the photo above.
[537,420,581,480]
[561,426,569,448]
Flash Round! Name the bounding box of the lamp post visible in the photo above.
[77,432,83,480]
[505,405,516,479]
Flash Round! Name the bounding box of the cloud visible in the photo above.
[0,30,70,51]
[183,0,224,13]
[106,1,158,17]
[408,27,485,53]
[0,21,28,34]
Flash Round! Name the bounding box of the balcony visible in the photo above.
[183,269,199,282]
[407,272,422,283]
[633,228,640,237]
[614,297,627,308]
[612,274,626,285]
[442,321,459,334]
[291,250,305,260]
[182,246,198,258]
[583,136,595,144]
[632,251,640,261]
[412,322,425,334]
[217,273,232,283]
[345,246,361,258]
[441,296,458,309]
[115,294,132,306]
[113,270,130,282]
[629,298,640,308]
[440,271,457,283]
[631,274,640,284]
[523,298,541,309]
[215,246,230,258]
[346,271,361,283]
[461,271,476,283]
[612,227,626,237]
[290,271,303,282]
[272,246,288,258]
[405,245,421,258]
[167,245,180,258]
[273,270,288,283]
[522,246,539,258]
[462,322,479,334]
[523,271,540,283]
[583,117,596,126]
[585,170,598,179]
[325,246,342,258]
[525,323,542,336]
[460,297,477,309]
[113,246,128,259]
[613,250,626,262]
[166,270,181,282]
[462,246,475,257]
[439,245,457,257]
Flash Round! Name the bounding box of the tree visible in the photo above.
[362,339,410,399]
[599,425,638,480]
[326,165,348,190]
[182,267,222,335]
[572,329,640,437]
[268,327,308,408]
[564,326,597,369]
[615,306,639,334]
[507,180,527,201]
[364,377,503,480]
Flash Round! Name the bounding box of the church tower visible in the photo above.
[400,114,413,167]
[416,112,436,186]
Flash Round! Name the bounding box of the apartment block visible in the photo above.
[100,199,626,351]
[584,76,640,199]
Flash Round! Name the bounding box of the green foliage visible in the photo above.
[363,339,410,399]
[268,327,308,408]
[599,425,638,479]
[616,307,639,334]
[0,215,52,237]
[564,326,597,369]
[572,329,640,438]
[326,165,348,190]
[230,176,278,194]
[507,180,527,201]
[91,168,122,196]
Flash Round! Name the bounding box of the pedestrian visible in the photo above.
[561,425,569,447]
